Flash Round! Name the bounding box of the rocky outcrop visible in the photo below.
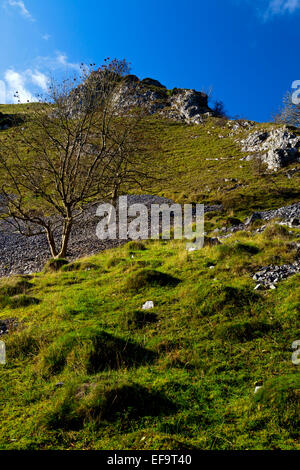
[112,75,213,123]
[240,127,300,170]
[167,88,212,124]
[111,75,168,115]
[245,202,300,227]
[71,73,213,124]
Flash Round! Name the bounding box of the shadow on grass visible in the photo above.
[126,269,180,291]
[44,382,177,430]
[38,329,157,376]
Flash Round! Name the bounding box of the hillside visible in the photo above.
[0,103,299,450]
[1,103,300,276]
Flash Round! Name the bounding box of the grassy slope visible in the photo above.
[1,103,300,216]
[137,116,300,217]
[0,105,299,450]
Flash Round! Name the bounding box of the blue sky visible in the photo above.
[0,0,299,122]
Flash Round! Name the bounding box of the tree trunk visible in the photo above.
[46,227,58,258]
[57,218,73,259]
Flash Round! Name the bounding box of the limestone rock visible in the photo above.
[167,88,212,124]
[239,127,300,171]
[142,301,154,310]
[253,260,300,288]
[246,201,300,225]
[70,73,213,124]
[112,74,168,115]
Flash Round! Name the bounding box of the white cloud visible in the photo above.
[0,53,80,104]
[7,0,34,21]
[4,69,36,103]
[56,53,81,71]
[233,0,300,19]
[34,52,81,73]
[27,70,49,91]
[2,69,49,103]
[265,0,300,17]
[0,81,6,104]
[42,34,51,41]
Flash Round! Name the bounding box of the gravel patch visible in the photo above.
[0,195,221,277]
[253,260,300,289]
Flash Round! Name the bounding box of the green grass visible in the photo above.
[0,230,299,450]
[125,269,180,291]
[131,115,300,221]
[0,104,299,450]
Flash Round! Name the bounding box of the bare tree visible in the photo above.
[275,92,300,127]
[0,59,155,259]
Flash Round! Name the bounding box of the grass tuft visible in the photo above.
[0,277,32,296]
[126,269,180,291]
[123,310,158,329]
[215,320,278,342]
[37,328,157,376]
[44,258,69,272]
[217,242,260,259]
[44,380,176,430]
[254,374,300,431]
[127,241,147,251]
[263,224,291,239]
[196,282,260,317]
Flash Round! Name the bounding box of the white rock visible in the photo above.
[240,127,300,171]
[142,301,154,310]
